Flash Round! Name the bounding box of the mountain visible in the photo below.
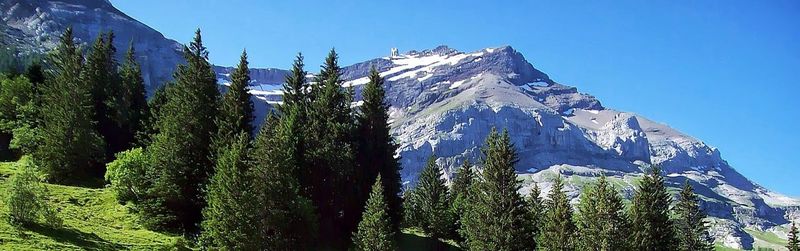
[3,1,798,249]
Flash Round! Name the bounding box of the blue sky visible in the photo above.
[111,0,800,196]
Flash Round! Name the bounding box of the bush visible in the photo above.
[105,147,150,203]
[5,159,62,227]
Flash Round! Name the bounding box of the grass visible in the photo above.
[715,243,743,251]
[399,228,461,251]
[0,160,180,250]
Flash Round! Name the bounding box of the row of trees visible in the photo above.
[400,128,715,251]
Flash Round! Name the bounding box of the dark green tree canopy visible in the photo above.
[352,175,397,251]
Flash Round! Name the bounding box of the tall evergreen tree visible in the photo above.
[674,181,714,251]
[352,175,397,251]
[305,48,358,247]
[538,175,576,251]
[82,31,126,162]
[629,165,677,251]
[212,50,254,153]
[144,29,219,232]
[34,27,104,184]
[356,66,403,231]
[281,53,309,110]
[200,132,257,249]
[117,43,148,149]
[24,62,45,87]
[250,108,316,249]
[408,156,453,240]
[461,128,536,251]
[575,175,629,251]
[526,182,544,241]
[451,159,474,240]
[788,222,799,251]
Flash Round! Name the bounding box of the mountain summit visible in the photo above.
[2,1,798,249]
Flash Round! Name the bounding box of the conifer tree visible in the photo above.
[538,175,576,251]
[352,175,397,251]
[82,31,126,162]
[281,53,309,110]
[575,175,629,251]
[144,29,219,232]
[408,156,453,240]
[305,48,358,247]
[200,132,257,249]
[212,50,254,153]
[35,27,105,184]
[788,222,799,251]
[461,128,535,251]
[674,181,714,251]
[451,159,474,239]
[629,165,677,251]
[250,108,316,249]
[118,44,148,148]
[356,66,403,231]
[526,183,544,240]
[24,62,45,87]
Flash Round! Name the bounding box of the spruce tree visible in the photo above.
[674,181,714,251]
[526,182,544,240]
[629,165,677,251]
[356,66,403,231]
[281,53,309,110]
[144,29,219,232]
[305,48,358,247]
[35,27,105,184]
[212,50,254,153]
[250,108,316,249]
[461,128,535,251]
[450,159,474,240]
[538,175,576,251]
[575,175,629,251]
[200,132,257,249]
[352,175,397,251]
[409,156,453,240]
[82,31,125,162]
[788,222,799,251]
[118,44,148,148]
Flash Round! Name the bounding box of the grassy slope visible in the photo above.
[0,161,178,250]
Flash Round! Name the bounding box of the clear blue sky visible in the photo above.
[111,0,800,196]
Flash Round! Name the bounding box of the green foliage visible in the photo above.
[356,66,403,231]
[788,222,799,251]
[200,133,258,249]
[117,44,149,150]
[212,50,254,155]
[526,183,544,239]
[675,181,714,251]
[538,175,576,251]
[0,74,37,158]
[142,29,219,232]
[249,108,317,249]
[629,165,677,251]
[104,148,149,204]
[34,27,105,185]
[575,175,629,251]
[407,156,453,241]
[353,175,397,251]
[450,159,474,241]
[461,128,535,251]
[5,159,61,227]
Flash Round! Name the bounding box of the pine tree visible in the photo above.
[356,66,403,231]
[674,181,714,251]
[788,222,799,251]
[250,108,316,249]
[305,48,358,247]
[461,128,535,251]
[118,43,148,149]
[408,156,453,240]
[538,175,576,251]
[212,50,254,153]
[526,183,544,240]
[144,29,219,232]
[575,175,630,251]
[35,27,105,184]
[352,175,397,251]
[200,132,257,249]
[629,165,677,251]
[450,159,474,241]
[281,53,309,110]
[82,31,126,162]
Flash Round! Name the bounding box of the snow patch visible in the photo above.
[449,79,467,89]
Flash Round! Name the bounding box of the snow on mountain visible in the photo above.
[3,1,798,249]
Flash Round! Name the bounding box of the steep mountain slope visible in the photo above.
[3,1,798,249]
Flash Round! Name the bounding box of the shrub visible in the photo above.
[5,159,61,227]
[105,147,150,203]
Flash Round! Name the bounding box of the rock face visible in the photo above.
[4,1,799,249]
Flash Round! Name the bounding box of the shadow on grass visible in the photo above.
[398,232,461,251]
[23,223,124,250]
